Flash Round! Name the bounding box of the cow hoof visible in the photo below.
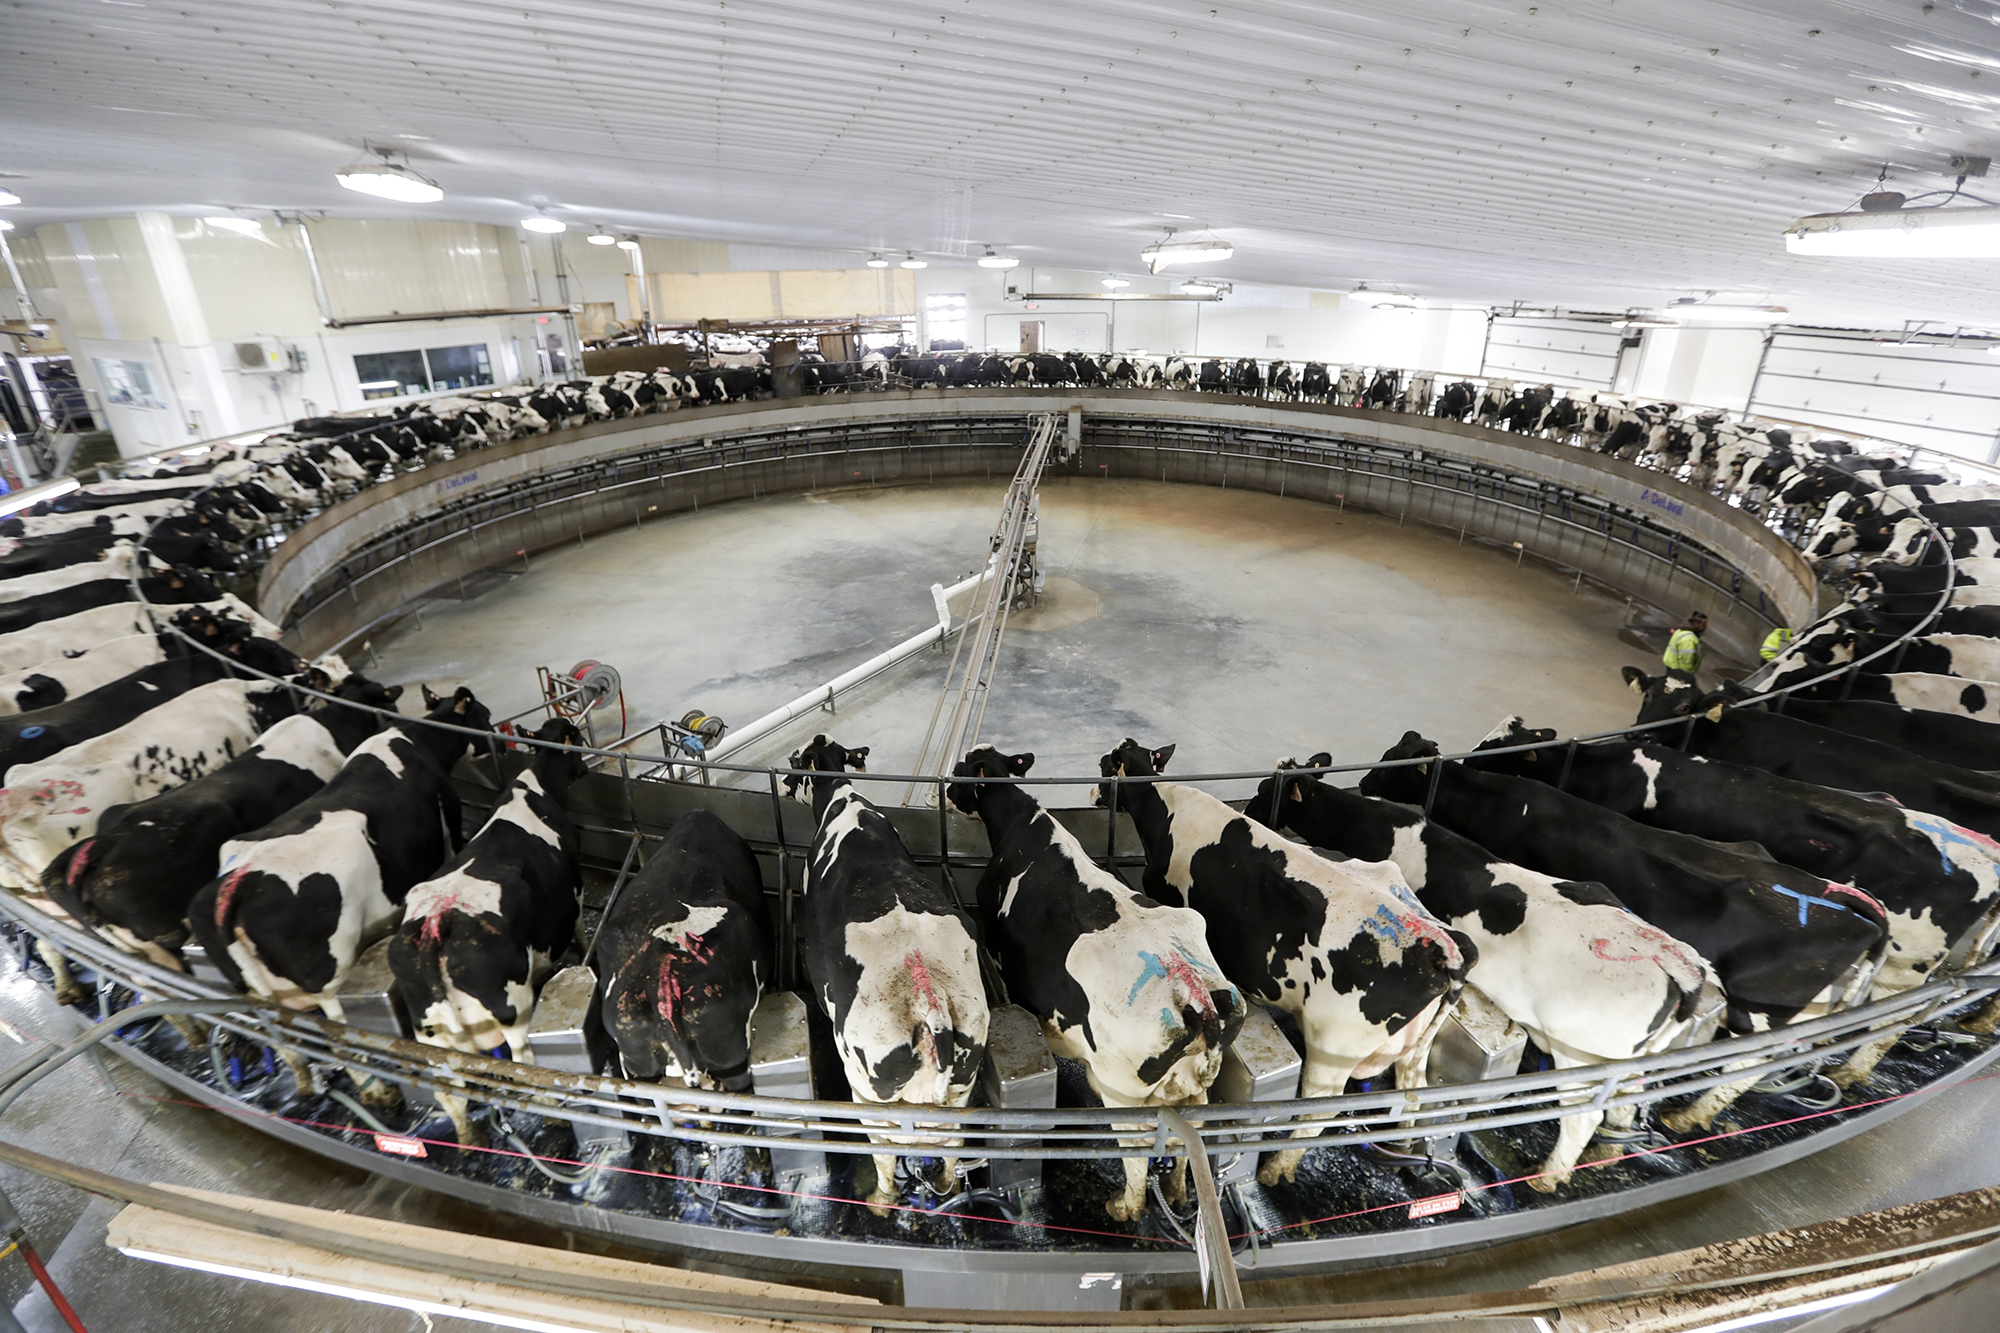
[1255,1161,1296,1188]
[1659,1108,1705,1136]
[866,1193,896,1219]
[1825,1064,1867,1091]
[1526,1173,1562,1195]
[1106,1196,1141,1223]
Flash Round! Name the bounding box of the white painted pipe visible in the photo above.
[704,561,994,764]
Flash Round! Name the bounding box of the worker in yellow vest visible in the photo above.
[1760,626,1794,662]
[1663,611,1708,674]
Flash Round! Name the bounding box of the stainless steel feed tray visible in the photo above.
[748,990,820,1172]
[1214,1004,1301,1186]
[978,1004,1056,1191]
[526,964,625,1150]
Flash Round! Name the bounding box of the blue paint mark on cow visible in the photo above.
[1360,904,1407,944]
[18,726,42,739]
[1771,882,1851,926]
[1908,813,2000,876]
[1127,950,1170,1005]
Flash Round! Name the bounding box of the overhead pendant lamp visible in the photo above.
[1347,282,1421,309]
[586,228,617,245]
[1139,227,1232,274]
[202,215,263,236]
[334,147,444,204]
[0,189,19,207]
[521,210,566,234]
[1179,278,1223,295]
[1101,275,1130,289]
[1657,296,1787,323]
[977,247,1019,269]
[615,235,641,251]
[866,253,890,268]
[900,252,928,269]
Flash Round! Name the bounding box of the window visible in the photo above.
[92,358,167,410]
[352,343,494,401]
[924,292,967,351]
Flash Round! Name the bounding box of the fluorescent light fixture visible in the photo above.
[1658,298,1787,324]
[1347,283,1421,309]
[334,152,443,204]
[521,214,566,234]
[977,247,1019,269]
[0,477,79,519]
[1785,204,2000,257]
[585,230,616,246]
[615,236,640,251]
[0,189,18,207]
[202,215,262,236]
[900,252,927,269]
[1140,228,1233,273]
[866,253,889,268]
[1179,278,1222,295]
[1101,276,1130,289]
[0,220,13,232]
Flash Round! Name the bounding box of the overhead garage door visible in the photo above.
[1747,332,2000,463]
[1481,317,1624,389]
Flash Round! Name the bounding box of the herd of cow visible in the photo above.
[0,365,1996,1230]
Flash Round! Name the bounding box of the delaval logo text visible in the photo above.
[435,470,480,498]
[1638,487,1685,518]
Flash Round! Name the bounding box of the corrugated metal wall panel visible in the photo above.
[1748,333,2000,462]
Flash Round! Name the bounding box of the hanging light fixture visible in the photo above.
[866,253,890,268]
[900,252,928,269]
[1656,296,1787,323]
[521,210,566,234]
[202,215,263,236]
[1140,227,1233,274]
[1101,275,1130,289]
[0,189,19,207]
[585,228,617,246]
[334,147,444,203]
[977,247,1019,269]
[1346,283,1422,309]
[615,235,641,251]
[1179,278,1225,295]
[1785,203,2000,257]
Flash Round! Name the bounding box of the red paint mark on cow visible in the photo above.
[904,950,945,1071]
[65,841,92,888]
[1592,925,1706,980]
[1399,912,1462,969]
[1591,938,1647,964]
[1162,949,1216,1018]
[213,868,250,928]
[656,955,683,1027]
[415,889,463,945]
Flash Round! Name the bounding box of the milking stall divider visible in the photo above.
[3,385,1998,1314]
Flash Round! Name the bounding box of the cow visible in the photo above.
[1883,519,2000,566]
[1196,358,1228,393]
[0,633,175,716]
[1095,738,1470,1185]
[1360,732,1889,1133]
[1471,718,2000,1017]
[0,642,304,776]
[1434,381,1476,420]
[1759,696,2000,773]
[947,746,1242,1220]
[0,568,218,637]
[1626,668,2000,843]
[1335,366,1366,404]
[1363,369,1400,410]
[784,735,987,1214]
[1253,756,1717,1190]
[0,594,276,675]
[0,530,134,578]
[0,676,300,897]
[1266,362,1298,400]
[597,808,773,1095]
[1299,363,1331,400]
[38,678,400,973]
[0,501,180,544]
[1230,358,1264,396]
[390,717,587,1146]
[0,542,162,604]
[1472,380,1514,425]
[186,685,489,1036]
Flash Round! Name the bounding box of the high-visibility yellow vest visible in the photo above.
[1761,627,1794,661]
[1663,628,1705,674]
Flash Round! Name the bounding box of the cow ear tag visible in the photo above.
[1705,703,1726,722]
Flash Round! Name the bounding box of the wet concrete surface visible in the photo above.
[365,476,1668,802]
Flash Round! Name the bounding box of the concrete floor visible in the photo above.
[367,476,1667,802]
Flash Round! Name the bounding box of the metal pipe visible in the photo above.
[1159,1107,1243,1310]
[323,305,574,330]
[291,216,335,326]
[0,229,40,325]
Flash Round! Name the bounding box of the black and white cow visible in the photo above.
[785,735,987,1213]
[186,686,490,1021]
[1434,381,1476,420]
[0,568,217,637]
[1266,362,1298,400]
[597,808,774,1092]
[0,502,176,545]
[1759,695,2000,773]
[1254,756,1717,1190]
[1472,719,2000,1019]
[0,633,174,716]
[948,747,1242,1220]
[391,717,587,1145]
[0,645,302,776]
[0,677,300,896]
[1096,739,1470,1185]
[1882,518,2000,566]
[0,594,277,674]
[1360,732,1889,1132]
[39,678,399,972]
[1626,670,2000,841]
[1299,363,1331,400]
[0,542,161,604]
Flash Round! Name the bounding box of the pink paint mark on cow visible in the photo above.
[65,841,93,888]
[213,868,250,928]
[414,889,463,946]
[1590,938,1648,964]
[903,950,944,1071]
[656,956,683,1028]
[1827,882,1889,920]
[1162,948,1217,1018]
[1397,911,1462,969]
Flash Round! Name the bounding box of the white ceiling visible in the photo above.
[6,0,2000,330]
